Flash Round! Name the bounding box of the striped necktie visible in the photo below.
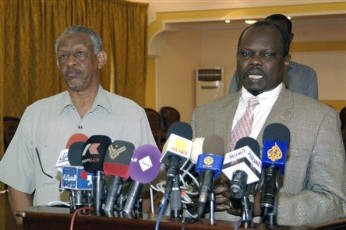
[229,98,259,150]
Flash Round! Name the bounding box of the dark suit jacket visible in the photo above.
[191,87,346,226]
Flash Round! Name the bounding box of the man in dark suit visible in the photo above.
[191,21,345,226]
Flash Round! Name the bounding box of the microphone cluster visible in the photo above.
[55,122,290,228]
[56,134,161,217]
[151,122,290,228]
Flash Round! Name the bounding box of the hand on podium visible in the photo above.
[214,175,242,216]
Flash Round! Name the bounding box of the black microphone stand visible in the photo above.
[170,174,182,218]
[261,165,280,226]
[241,192,253,228]
[230,170,254,228]
[262,189,278,226]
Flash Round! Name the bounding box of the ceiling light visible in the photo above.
[245,20,257,25]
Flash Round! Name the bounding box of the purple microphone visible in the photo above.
[122,144,161,215]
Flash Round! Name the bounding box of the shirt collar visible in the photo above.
[59,85,113,115]
[241,83,283,104]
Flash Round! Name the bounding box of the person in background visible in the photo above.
[0,25,156,225]
[191,21,345,225]
[228,14,319,100]
[340,106,346,152]
[3,116,20,151]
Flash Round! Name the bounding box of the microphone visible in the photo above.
[61,165,94,212]
[222,137,262,186]
[180,137,205,181]
[195,135,224,218]
[103,140,135,217]
[56,133,88,172]
[82,135,112,216]
[160,121,193,195]
[68,141,87,166]
[63,135,93,211]
[222,137,261,224]
[123,144,161,216]
[55,133,88,212]
[66,133,88,149]
[260,123,290,225]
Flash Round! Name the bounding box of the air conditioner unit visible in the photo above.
[195,67,224,107]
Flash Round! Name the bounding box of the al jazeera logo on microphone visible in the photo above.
[266,142,282,162]
[262,139,288,174]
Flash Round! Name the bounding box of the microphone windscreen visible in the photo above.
[262,123,290,174]
[160,122,193,169]
[103,140,135,179]
[222,137,262,184]
[166,121,193,140]
[190,137,205,164]
[66,133,88,148]
[130,144,161,184]
[202,135,224,156]
[68,142,86,166]
[263,123,290,146]
[56,133,88,170]
[235,137,260,157]
[81,135,112,172]
[195,135,224,178]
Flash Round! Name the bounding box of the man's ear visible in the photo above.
[97,51,107,69]
[289,33,294,44]
[284,54,291,71]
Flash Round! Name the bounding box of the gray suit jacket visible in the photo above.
[191,87,346,226]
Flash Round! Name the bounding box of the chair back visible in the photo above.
[3,116,20,150]
[145,108,165,150]
[159,106,180,132]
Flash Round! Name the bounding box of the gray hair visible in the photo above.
[55,25,103,55]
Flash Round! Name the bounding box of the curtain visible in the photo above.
[0,0,148,155]
[0,7,3,155]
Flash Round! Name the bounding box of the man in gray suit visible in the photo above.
[228,14,318,100]
[191,21,345,226]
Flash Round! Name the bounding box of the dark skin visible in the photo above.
[214,24,290,215]
[237,26,290,96]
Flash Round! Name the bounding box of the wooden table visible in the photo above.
[16,206,314,230]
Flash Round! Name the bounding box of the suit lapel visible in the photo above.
[258,88,294,145]
[215,92,241,151]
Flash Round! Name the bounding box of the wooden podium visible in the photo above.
[16,206,310,230]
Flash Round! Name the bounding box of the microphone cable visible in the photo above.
[155,192,169,230]
[69,206,93,230]
[150,172,199,214]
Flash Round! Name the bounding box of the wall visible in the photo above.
[156,28,201,121]
[147,3,346,122]
[154,20,345,122]
[292,21,346,100]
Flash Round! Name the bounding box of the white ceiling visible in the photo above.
[129,0,345,24]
